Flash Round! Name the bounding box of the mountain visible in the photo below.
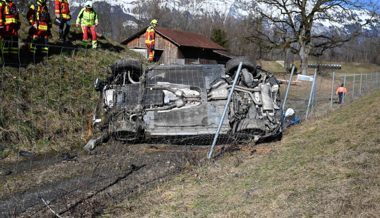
[66,0,379,41]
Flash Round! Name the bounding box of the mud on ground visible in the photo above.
[0,142,208,217]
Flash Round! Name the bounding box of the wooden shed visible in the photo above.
[121,27,232,65]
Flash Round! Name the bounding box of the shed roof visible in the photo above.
[122,27,227,51]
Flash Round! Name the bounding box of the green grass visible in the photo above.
[0,43,143,159]
[105,90,380,218]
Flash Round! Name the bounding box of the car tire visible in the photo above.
[225,57,257,77]
[111,59,143,83]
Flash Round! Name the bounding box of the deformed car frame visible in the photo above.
[85,58,282,150]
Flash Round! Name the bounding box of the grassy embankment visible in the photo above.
[0,41,143,159]
[107,90,380,217]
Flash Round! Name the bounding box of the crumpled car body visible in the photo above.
[93,58,282,145]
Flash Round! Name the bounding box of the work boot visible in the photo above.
[82,40,89,48]
[92,40,97,49]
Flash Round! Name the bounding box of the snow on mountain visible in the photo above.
[67,0,378,38]
[70,0,253,18]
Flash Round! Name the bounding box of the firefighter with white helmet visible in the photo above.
[76,1,98,49]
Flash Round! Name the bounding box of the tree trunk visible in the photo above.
[284,48,291,71]
[299,42,310,75]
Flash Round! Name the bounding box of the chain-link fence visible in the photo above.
[2,45,380,159]
[2,52,285,160]
[280,70,380,121]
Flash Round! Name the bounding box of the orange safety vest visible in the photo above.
[145,26,155,46]
[0,1,19,26]
[336,86,347,94]
[55,0,71,20]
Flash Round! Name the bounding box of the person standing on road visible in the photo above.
[145,19,157,62]
[55,0,71,42]
[0,0,21,57]
[336,83,348,104]
[76,1,98,49]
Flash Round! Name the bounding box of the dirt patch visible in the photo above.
[0,141,208,217]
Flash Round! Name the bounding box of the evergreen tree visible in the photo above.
[210,28,228,48]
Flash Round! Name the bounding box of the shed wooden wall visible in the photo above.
[125,33,229,65]
[126,34,179,64]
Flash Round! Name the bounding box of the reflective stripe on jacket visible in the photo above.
[76,8,98,26]
[145,26,155,45]
[26,4,51,31]
[55,0,71,20]
[0,1,19,26]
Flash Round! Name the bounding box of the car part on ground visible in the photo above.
[85,57,282,150]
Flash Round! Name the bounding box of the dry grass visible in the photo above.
[258,60,380,76]
[258,60,286,73]
[293,60,380,75]
[104,90,380,218]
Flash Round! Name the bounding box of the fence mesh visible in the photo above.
[1,43,380,159]
[279,70,380,121]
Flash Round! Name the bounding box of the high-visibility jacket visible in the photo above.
[0,1,20,26]
[27,3,52,31]
[76,8,98,26]
[145,26,155,46]
[55,0,71,20]
[336,86,347,94]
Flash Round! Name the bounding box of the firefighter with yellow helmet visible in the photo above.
[145,19,158,62]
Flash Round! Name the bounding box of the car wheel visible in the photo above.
[225,57,257,77]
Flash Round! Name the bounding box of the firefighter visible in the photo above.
[55,0,71,42]
[145,19,157,62]
[0,0,21,57]
[76,2,98,49]
[26,0,52,55]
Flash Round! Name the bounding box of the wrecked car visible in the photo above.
[85,58,282,150]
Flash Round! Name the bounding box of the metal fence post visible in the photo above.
[359,73,363,95]
[352,74,356,99]
[208,62,243,159]
[306,69,317,119]
[311,73,318,111]
[342,74,347,103]
[330,71,335,108]
[281,65,295,113]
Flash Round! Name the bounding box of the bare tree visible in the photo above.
[251,0,378,74]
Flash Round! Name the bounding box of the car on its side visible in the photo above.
[85,58,282,150]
